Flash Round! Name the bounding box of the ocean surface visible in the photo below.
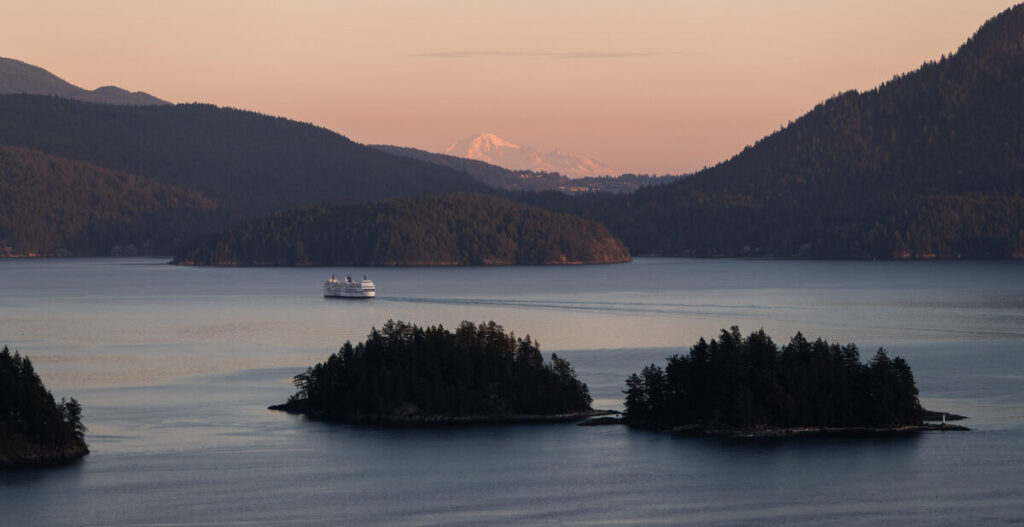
[1,257,1022,525]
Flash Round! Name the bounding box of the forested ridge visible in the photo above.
[274,320,593,421]
[624,328,924,431]
[173,194,631,266]
[1,346,88,468]
[6,4,1024,261]
[0,146,220,256]
[519,6,1024,259]
[0,94,489,215]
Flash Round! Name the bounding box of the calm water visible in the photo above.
[1,257,1022,525]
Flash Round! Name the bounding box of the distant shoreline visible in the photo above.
[175,259,631,267]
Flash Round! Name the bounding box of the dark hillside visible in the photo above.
[0,95,490,216]
[525,5,1024,259]
[0,146,219,256]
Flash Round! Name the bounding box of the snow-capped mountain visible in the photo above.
[443,132,614,178]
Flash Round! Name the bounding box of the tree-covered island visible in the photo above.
[1,346,88,468]
[620,327,967,437]
[271,320,599,423]
[174,194,631,266]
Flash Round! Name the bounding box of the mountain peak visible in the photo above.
[0,57,168,105]
[444,132,614,178]
[445,133,521,158]
[77,85,169,106]
[0,57,83,97]
[476,132,519,148]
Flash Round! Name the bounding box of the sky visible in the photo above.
[1,0,1017,175]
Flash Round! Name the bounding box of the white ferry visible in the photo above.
[324,274,376,298]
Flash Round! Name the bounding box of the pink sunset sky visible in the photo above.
[1,0,1015,174]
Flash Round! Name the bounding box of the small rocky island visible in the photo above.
[271,320,599,423]
[618,327,968,437]
[1,346,88,468]
[174,194,631,266]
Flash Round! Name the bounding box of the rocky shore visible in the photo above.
[0,443,89,470]
[269,402,615,425]
[671,423,970,438]
[578,409,970,437]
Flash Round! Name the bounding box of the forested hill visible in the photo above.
[531,5,1024,259]
[173,194,631,266]
[0,146,220,256]
[0,95,490,215]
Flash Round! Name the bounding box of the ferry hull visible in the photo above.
[324,290,376,299]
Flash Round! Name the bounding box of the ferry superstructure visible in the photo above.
[324,275,376,298]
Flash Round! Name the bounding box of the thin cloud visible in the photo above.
[413,50,663,59]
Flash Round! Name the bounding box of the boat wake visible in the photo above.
[375,295,786,319]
